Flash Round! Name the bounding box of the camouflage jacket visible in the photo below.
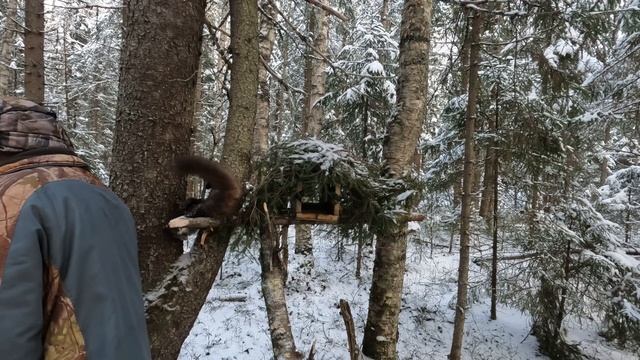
[0,155,151,356]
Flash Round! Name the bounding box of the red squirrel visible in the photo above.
[175,156,242,218]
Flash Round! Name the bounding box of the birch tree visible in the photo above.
[361,0,432,358]
[295,0,330,266]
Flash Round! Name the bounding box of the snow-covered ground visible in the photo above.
[178,229,636,359]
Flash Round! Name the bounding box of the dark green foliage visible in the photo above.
[245,139,422,238]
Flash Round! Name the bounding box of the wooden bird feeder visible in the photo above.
[293,182,341,224]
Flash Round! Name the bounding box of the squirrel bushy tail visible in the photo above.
[175,156,241,217]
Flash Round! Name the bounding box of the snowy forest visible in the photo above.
[1,0,639,359]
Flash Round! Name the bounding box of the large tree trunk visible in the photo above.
[295,0,330,264]
[0,0,18,96]
[361,1,432,358]
[110,0,206,292]
[449,8,484,360]
[110,1,208,357]
[252,0,277,161]
[142,1,259,359]
[24,0,45,103]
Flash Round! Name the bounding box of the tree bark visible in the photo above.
[362,1,432,358]
[142,1,259,359]
[25,0,45,104]
[449,8,483,360]
[252,0,277,161]
[0,0,18,96]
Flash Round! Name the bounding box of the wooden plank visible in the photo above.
[168,216,221,229]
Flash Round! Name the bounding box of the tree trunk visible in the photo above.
[142,1,259,359]
[260,220,303,359]
[62,17,76,129]
[0,0,18,96]
[449,9,483,360]
[301,0,328,138]
[380,0,391,31]
[451,7,471,215]
[599,121,611,186]
[252,0,277,161]
[295,0,329,263]
[625,189,631,244]
[362,1,432,358]
[111,0,206,292]
[490,85,500,321]
[480,84,499,220]
[25,0,45,104]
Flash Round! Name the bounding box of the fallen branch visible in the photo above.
[307,341,317,360]
[474,249,640,265]
[211,295,247,302]
[473,252,540,264]
[339,299,360,360]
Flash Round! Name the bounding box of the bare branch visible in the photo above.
[304,0,349,22]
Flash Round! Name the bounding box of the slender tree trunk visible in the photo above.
[356,234,364,279]
[25,0,45,103]
[490,85,500,321]
[480,84,499,220]
[451,7,471,219]
[362,1,432,358]
[260,220,303,359]
[62,18,76,129]
[0,0,18,96]
[295,0,330,263]
[599,121,611,186]
[273,28,289,144]
[626,189,631,244]
[555,240,572,337]
[252,0,277,161]
[380,0,391,31]
[142,1,259,358]
[449,9,483,360]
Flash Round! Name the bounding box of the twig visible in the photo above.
[339,299,360,360]
[261,56,306,95]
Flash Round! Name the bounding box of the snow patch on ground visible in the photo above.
[178,230,635,359]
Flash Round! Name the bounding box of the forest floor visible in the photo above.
[178,228,636,360]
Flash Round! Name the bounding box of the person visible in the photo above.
[0,97,151,359]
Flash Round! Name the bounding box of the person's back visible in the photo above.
[0,97,151,359]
